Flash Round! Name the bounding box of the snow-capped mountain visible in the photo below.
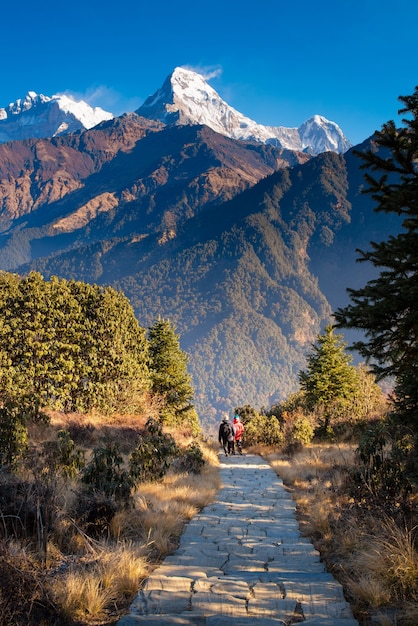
[137,67,352,155]
[0,91,113,144]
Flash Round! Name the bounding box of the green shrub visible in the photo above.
[244,414,284,447]
[176,441,205,474]
[129,418,178,483]
[44,430,85,479]
[0,405,28,469]
[81,442,132,502]
[291,416,314,446]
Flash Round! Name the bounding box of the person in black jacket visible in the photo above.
[218,415,235,456]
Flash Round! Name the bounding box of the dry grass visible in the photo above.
[346,516,418,605]
[1,412,221,625]
[52,541,147,621]
[55,569,115,621]
[262,443,418,625]
[110,445,220,558]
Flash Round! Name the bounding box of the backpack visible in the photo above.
[220,421,232,440]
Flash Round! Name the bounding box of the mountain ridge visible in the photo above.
[0,71,398,424]
[0,67,352,155]
[10,140,396,424]
[137,67,352,155]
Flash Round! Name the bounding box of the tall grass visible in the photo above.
[346,516,418,606]
[110,446,220,557]
[1,411,221,625]
[264,443,418,624]
[54,541,149,621]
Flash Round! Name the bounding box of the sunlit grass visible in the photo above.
[263,441,418,621]
[110,449,220,559]
[347,516,418,604]
[54,568,115,621]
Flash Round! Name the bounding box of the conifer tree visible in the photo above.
[299,325,358,432]
[334,86,418,431]
[148,318,199,431]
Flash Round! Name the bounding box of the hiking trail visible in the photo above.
[118,453,358,625]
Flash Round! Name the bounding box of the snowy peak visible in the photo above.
[298,115,350,155]
[137,67,352,155]
[0,91,113,144]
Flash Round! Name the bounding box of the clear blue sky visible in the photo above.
[2,0,417,146]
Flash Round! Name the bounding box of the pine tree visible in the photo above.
[299,325,358,432]
[334,86,418,431]
[148,318,199,431]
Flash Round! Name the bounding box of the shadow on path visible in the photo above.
[118,453,358,625]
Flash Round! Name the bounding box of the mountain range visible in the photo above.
[0,67,351,155]
[0,67,398,427]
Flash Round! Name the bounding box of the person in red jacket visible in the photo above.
[233,414,245,455]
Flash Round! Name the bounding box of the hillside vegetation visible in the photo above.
[0,411,220,625]
[1,83,418,626]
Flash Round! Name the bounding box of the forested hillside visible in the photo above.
[22,146,391,425]
[0,101,404,425]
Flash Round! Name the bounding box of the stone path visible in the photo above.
[118,454,358,625]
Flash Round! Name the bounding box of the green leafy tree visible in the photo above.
[334,86,418,432]
[64,281,150,414]
[299,325,358,433]
[351,363,388,420]
[0,273,151,416]
[0,272,55,418]
[148,318,199,431]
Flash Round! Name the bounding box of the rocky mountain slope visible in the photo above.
[0,115,309,271]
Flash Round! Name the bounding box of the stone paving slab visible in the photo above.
[118,454,358,625]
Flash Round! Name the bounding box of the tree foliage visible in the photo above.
[334,86,418,432]
[0,272,150,416]
[148,318,199,431]
[298,325,358,433]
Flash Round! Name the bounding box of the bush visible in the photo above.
[291,415,314,446]
[81,442,133,502]
[43,429,85,479]
[0,404,28,469]
[175,441,205,474]
[129,418,178,483]
[244,414,284,447]
[75,493,118,539]
[349,420,412,510]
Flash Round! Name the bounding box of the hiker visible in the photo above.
[218,414,235,456]
[233,414,245,454]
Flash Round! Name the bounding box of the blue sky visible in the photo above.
[2,0,417,146]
